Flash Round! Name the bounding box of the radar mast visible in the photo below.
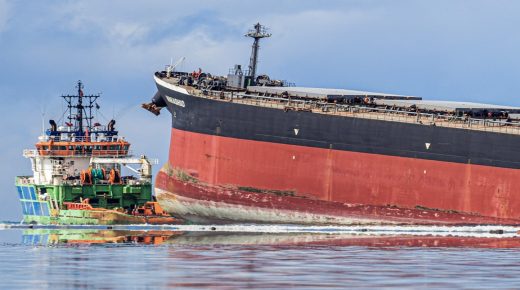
[245,23,271,83]
[61,80,99,136]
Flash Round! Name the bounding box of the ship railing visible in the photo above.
[59,178,150,186]
[53,125,112,133]
[23,149,134,158]
[200,90,317,109]
[16,176,34,185]
[338,105,520,134]
[15,175,148,186]
[90,156,160,165]
[23,149,39,158]
[193,89,520,135]
[39,135,127,143]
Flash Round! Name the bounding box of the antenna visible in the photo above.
[245,23,271,82]
[40,107,45,136]
[61,80,99,136]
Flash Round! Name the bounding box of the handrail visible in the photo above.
[16,174,149,186]
[37,135,127,143]
[23,149,133,158]
[15,176,34,184]
[190,88,520,135]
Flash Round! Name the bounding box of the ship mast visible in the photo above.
[245,23,271,83]
[62,80,99,136]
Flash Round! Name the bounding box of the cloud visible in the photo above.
[10,2,383,81]
[7,1,243,76]
[108,22,150,45]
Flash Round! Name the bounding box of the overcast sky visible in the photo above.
[1,0,520,220]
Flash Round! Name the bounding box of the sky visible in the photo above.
[1,0,520,221]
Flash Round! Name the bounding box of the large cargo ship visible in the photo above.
[144,23,520,225]
[16,81,176,225]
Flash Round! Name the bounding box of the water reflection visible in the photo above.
[20,229,520,248]
[21,229,177,245]
[3,228,520,289]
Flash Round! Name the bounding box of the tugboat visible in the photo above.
[16,81,177,225]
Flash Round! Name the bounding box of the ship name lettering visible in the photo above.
[166,96,185,108]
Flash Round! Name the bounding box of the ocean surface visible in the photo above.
[1,224,520,289]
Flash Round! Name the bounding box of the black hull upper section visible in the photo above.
[155,79,520,169]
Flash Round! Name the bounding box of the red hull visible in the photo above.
[155,128,520,224]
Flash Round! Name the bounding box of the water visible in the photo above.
[1,225,520,289]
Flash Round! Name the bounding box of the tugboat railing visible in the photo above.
[23,149,133,158]
[37,135,127,142]
[15,176,34,185]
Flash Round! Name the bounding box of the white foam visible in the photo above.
[162,224,520,238]
[2,223,519,238]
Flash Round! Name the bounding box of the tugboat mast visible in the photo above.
[77,81,84,133]
[61,80,99,136]
[245,23,271,83]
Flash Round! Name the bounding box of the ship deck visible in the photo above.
[161,77,520,136]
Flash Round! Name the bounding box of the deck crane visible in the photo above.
[166,56,186,78]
